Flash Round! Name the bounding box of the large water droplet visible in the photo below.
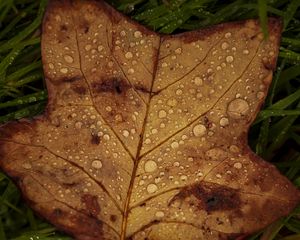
[193,124,206,137]
[227,99,250,119]
[147,183,158,193]
[92,160,102,169]
[144,160,157,173]
[64,55,74,63]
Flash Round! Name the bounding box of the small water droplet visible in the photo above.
[194,76,203,86]
[49,63,54,69]
[125,52,133,59]
[193,124,206,137]
[134,31,142,38]
[98,45,104,52]
[92,160,102,169]
[219,117,229,127]
[175,48,182,54]
[226,56,234,63]
[64,55,74,63]
[155,211,165,218]
[128,68,135,74]
[256,91,265,99]
[227,99,249,119]
[171,141,179,149]
[122,130,129,138]
[225,32,232,38]
[75,121,83,129]
[85,44,92,51]
[103,134,110,140]
[147,183,158,193]
[22,163,32,169]
[234,162,242,169]
[167,98,177,107]
[243,49,249,55]
[60,68,68,74]
[144,160,157,173]
[158,110,167,119]
[221,42,229,50]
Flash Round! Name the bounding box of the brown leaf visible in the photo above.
[0,1,299,239]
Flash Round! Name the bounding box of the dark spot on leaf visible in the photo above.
[92,77,130,95]
[91,134,101,145]
[72,86,87,95]
[81,194,100,217]
[169,182,241,213]
[62,76,81,83]
[110,214,117,222]
[53,208,63,217]
[60,24,67,31]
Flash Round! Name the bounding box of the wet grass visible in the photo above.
[0,0,299,239]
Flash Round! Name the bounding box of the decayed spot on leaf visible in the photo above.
[0,0,299,239]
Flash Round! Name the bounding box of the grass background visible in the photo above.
[0,0,299,239]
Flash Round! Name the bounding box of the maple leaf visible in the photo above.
[0,0,299,239]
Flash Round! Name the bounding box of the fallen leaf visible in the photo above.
[0,1,299,240]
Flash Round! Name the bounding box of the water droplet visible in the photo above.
[176,89,183,95]
[98,45,104,52]
[155,211,165,218]
[175,48,182,54]
[125,52,133,59]
[64,55,74,63]
[103,134,110,140]
[226,56,234,63]
[144,160,157,173]
[120,30,126,37]
[49,63,54,69]
[158,110,167,119]
[75,121,83,129]
[22,163,32,169]
[122,130,129,137]
[147,183,158,193]
[85,44,92,51]
[227,99,249,119]
[128,68,135,74]
[194,76,203,86]
[180,175,188,181]
[167,98,177,107]
[60,68,68,74]
[92,160,102,169]
[171,141,179,149]
[219,117,229,127]
[193,124,206,137]
[134,31,142,38]
[145,138,151,144]
[229,145,239,153]
[221,42,229,50]
[225,32,232,38]
[243,49,249,55]
[257,91,265,99]
[234,162,242,169]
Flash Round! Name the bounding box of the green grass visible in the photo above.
[0,0,299,239]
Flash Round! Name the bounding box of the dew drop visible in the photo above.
[103,134,110,140]
[85,44,92,51]
[22,163,32,169]
[225,32,232,38]
[243,49,249,55]
[128,68,135,74]
[75,121,83,129]
[64,55,74,63]
[226,56,234,63]
[219,117,229,127]
[171,141,179,149]
[122,130,129,138]
[256,91,265,99]
[167,98,177,107]
[144,160,158,173]
[125,52,133,59]
[234,162,242,169]
[92,160,102,169]
[60,68,68,74]
[227,99,250,119]
[158,110,167,119]
[49,63,54,69]
[98,45,104,52]
[175,48,182,54]
[194,76,203,86]
[147,183,158,193]
[134,31,142,38]
[155,211,165,218]
[221,42,229,50]
[193,124,206,137]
